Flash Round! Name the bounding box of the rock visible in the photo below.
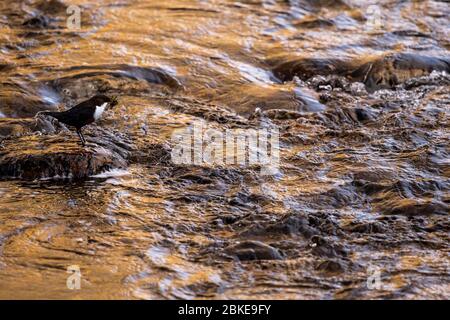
[21,0,68,29]
[305,0,350,9]
[258,109,304,120]
[243,213,316,238]
[0,117,61,138]
[22,15,50,28]
[0,118,131,180]
[36,0,67,15]
[294,17,334,29]
[0,135,128,180]
[226,83,311,117]
[51,64,183,90]
[224,240,283,261]
[344,106,377,123]
[0,93,53,118]
[343,221,386,234]
[271,53,449,92]
[167,99,247,124]
[310,235,348,258]
[402,70,450,90]
[316,259,347,273]
[271,57,348,82]
[294,87,327,112]
[376,198,449,216]
[350,53,450,91]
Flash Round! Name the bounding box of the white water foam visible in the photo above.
[91,168,130,178]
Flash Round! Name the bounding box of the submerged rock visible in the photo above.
[224,240,283,261]
[270,53,449,92]
[35,0,67,15]
[0,93,53,118]
[51,64,183,90]
[316,259,348,274]
[22,15,50,28]
[243,213,315,238]
[375,198,449,216]
[0,117,61,137]
[350,53,450,91]
[271,57,348,82]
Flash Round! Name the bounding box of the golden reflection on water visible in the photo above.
[0,0,448,299]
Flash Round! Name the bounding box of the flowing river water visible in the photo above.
[0,0,449,299]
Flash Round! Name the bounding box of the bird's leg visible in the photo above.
[76,128,86,146]
[76,130,84,146]
[80,129,87,145]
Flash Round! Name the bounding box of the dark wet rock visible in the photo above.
[392,54,449,74]
[402,70,450,90]
[307,211,343,236]
[294,17,334,29]
[346,107,377,123]
[254,109,304,120]
[227,83,314,116]
[411,218,449,233]
[271,53,449,92]
[312,105,376,128]
[376,198,448,216]
[308,75,351,91]
[18,1,67,30]
[22,15,50,28]
[0,63,14,72]
[245,212,315,238]
[242,210,344,239]
[271,57,349,83]
[0,117,63,138]
[391,30,431,38]
[0,135,127,180]
[265,215,316,238]
[311,184,362,209]
[350,53,450,91]
[219,214,241,225]
[131,142,171,165]
[0,118,38,137]
[0,93,53,118]
[0,118,132,180]
[160,166,247,185]
[35,0,67,15]
[304,0,350,9]
[235,191,275,207]
[224,240,283,261]
[169,193,213,203]
[342,221,386,234]
[227,195,258,209]
[167,98,247,125]
[316,259,347,274]
[310,235,348,258]
[176,173,214,184]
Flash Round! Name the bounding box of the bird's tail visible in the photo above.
[35,111,59,119]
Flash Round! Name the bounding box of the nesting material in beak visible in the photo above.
[110,96,119,108]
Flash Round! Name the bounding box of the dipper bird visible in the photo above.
[37,95,118,146]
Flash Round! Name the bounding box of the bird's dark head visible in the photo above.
[92,94,118,109]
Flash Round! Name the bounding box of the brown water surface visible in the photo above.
[0,0,449,299]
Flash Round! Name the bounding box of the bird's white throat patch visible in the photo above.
[93,102,108,121]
